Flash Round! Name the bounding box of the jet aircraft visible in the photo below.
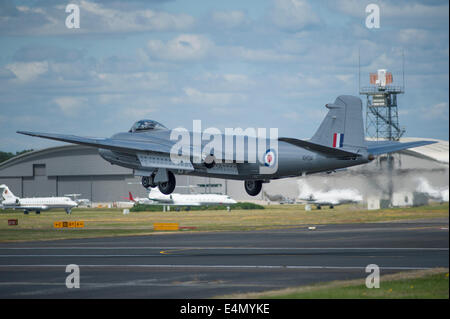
[296,180,363,209]
[0,184,78,214]
[124,188,237,207]
[18,95,435,197]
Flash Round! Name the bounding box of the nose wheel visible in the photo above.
[244,180,262,196]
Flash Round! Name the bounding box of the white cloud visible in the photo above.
[146,34,213,61]
[172,87,247,107]
[53,96,87,116]
[1,0,195,36]
[270,0,320,31]
[423,102,449,119]
[211,10,247,29]
[6,61,48,82]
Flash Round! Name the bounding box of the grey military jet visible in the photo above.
[18,95,434,197]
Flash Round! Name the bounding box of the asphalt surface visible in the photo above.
[0,218,448,298]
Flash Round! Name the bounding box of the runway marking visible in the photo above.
[0,264,433,270]
[0,247,447,251]
[0,254,164,258]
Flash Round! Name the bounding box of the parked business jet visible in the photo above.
[0,184,78,214]
[125,188,237,207]
[297,180,362,209]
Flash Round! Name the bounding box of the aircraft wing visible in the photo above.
[365,140,436,156]
[279,137,362,158]
[17,131,175,155]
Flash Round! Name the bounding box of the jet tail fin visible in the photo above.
[0,184,18,201]
[121,192,135,202]
[310,95,366,153]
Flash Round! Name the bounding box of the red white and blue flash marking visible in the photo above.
[332,133,344,148]
[264,149,276,167]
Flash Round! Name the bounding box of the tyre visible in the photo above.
[244,180,262,196]
[158,171,176,195]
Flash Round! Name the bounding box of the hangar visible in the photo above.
[0,144,230,203]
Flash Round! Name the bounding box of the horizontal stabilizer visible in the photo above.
[366,140,436,155]
[279,137,362,159]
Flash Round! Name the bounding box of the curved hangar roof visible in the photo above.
[399,137,449,164]
[0,144,132,177]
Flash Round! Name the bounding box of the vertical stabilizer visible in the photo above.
[310,95,366,152]
[0,185,18,201]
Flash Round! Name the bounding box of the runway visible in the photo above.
[0,218,448,298]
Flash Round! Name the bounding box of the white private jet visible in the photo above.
[0,184,78,214]
[124,188,237,208]
[297,180,362,209]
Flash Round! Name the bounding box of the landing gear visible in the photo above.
[141,173,158,189]
[244,180,262,196]
[141,176,151,188]
[329,205,334,209]
[158,171,176,195]
[24,210,29,215]
[142,175,157,188]
[65,208,72,215]
[35,211,40,215]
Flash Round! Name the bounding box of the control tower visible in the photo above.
[360,68,406,207]
[360,69,405,141]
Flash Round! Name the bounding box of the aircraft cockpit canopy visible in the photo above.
[129,120,168,133]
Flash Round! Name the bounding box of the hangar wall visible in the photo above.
[0,145,139,202]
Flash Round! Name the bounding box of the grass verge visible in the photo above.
[216,268,449,299]
[0,203,448,242]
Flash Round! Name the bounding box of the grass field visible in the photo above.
[0,203,448,242]
[217,268,449,299]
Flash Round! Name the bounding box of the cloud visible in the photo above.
[423,102,449,119]
[146,34,214,61]
[210,10,248,29]
[13,45,84,63]
[0,0,195,35]
[0,68,16,80]
[270,0,320,31]
[172,87,247,107]
[333,0,449,29]
[5,61,49,82]
[53,96,88,116]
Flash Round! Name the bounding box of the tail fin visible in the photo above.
[121,191,135,202]
[0,184,18,201]
[310,95,365,152]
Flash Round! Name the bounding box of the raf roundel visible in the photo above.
[264,149,276,167]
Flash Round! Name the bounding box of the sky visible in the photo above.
[0,0,448,152]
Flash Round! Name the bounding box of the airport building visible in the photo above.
[0,144,232,203]
[0,138,448,206]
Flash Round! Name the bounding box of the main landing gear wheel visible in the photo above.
[158,171,176,195]
[142,174,157,188]
[141,176,151,188]
[244,180,262,196]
